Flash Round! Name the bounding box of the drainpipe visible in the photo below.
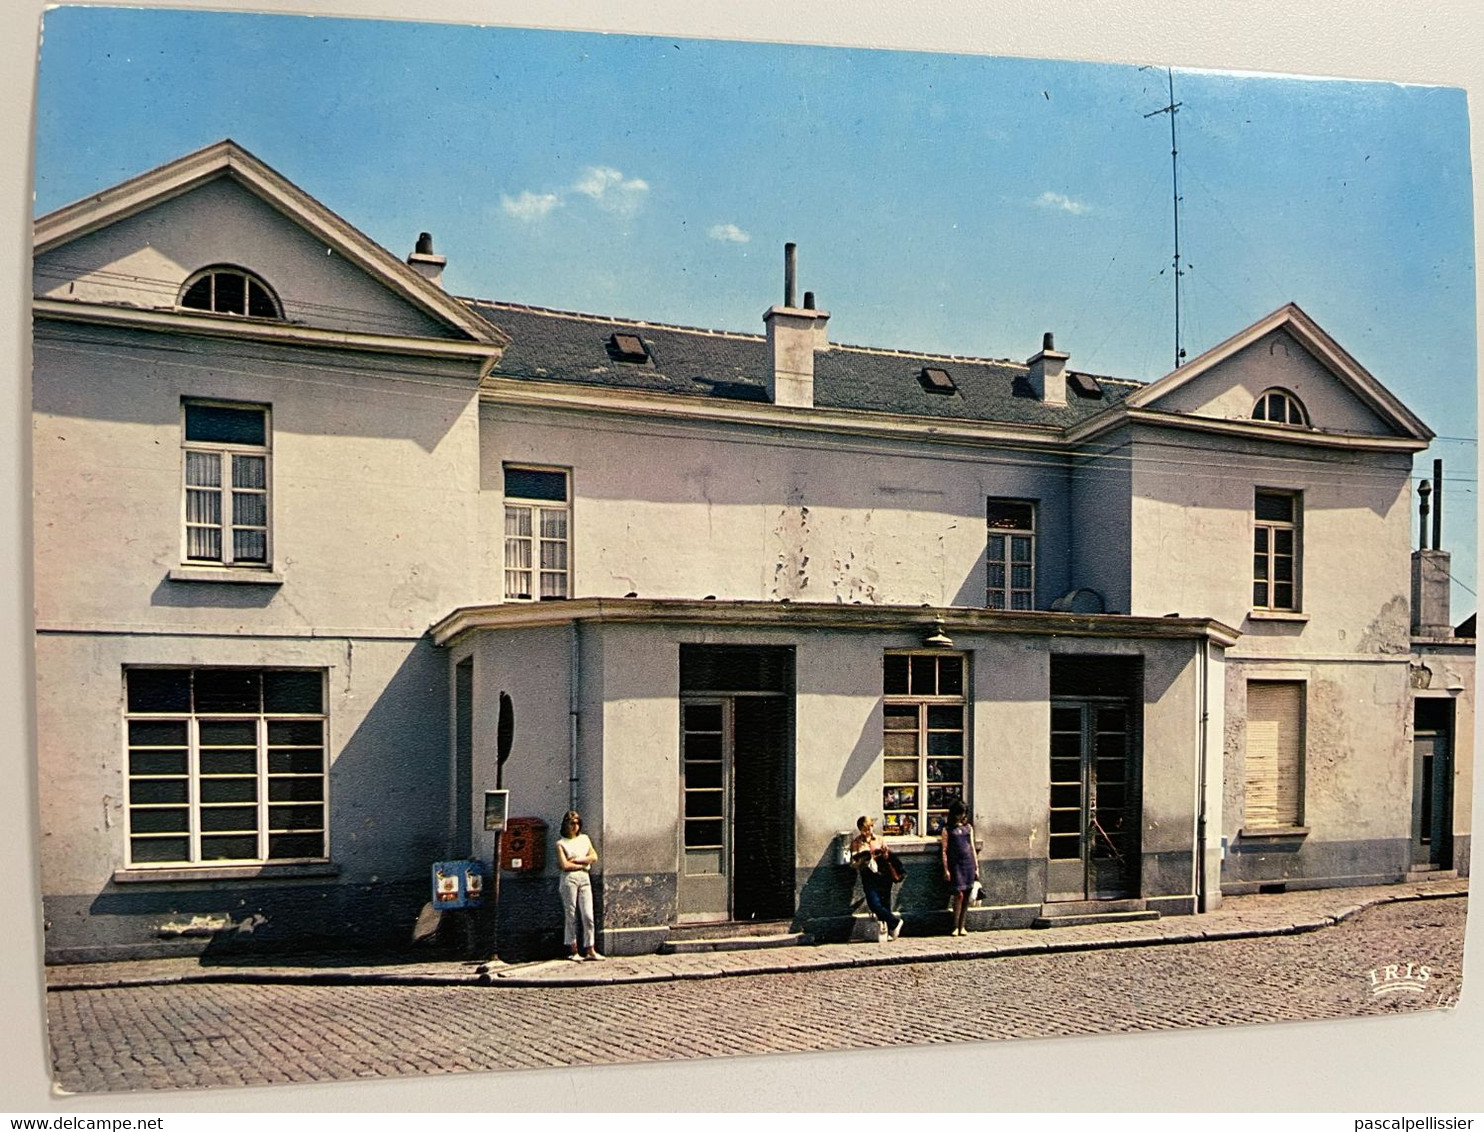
[1195,637,1210,912]
[569,621,581,812]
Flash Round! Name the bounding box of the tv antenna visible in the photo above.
[1143,66,1185,369]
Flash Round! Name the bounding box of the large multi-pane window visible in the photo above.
[183,401,270,567]
[1253,490,1300,611]
[986,499,1035,610]
[503,466,569,601]
[125,668,327,866]
[882,653,966,836]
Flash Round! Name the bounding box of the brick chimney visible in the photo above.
[1411,466,1453,638]
[763,243,830,408]
[1025,332,1069,406]
[407,232,447,289]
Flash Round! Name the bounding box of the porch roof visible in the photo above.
[430,596,1242,649]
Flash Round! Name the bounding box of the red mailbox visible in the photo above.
[500,816,547,872]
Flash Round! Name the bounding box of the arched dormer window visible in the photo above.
[179,266,282,319]
[1251,387,1309,427]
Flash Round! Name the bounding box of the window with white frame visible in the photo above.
[183,401,271,567]
[125,668,327,866]
[986,498,1035,610]
[179,266,282,319]
[1244,680,1305,830]
[882,652,966,836]
[1253,490,1301,611]
[1251,387,1309,428]
[503,466,569,601]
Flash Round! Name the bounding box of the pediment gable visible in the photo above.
[34,140,506,348]
[1123,304,1430,442]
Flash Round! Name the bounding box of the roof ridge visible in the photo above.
[462,297,766,342]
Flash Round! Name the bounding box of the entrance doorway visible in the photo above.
[678,647,794,923]
[1411,698,1454,870]
[1047,657,1143,902]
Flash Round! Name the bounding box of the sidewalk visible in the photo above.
[46,876,1467,992]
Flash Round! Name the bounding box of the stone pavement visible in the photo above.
[46,875,1466,993]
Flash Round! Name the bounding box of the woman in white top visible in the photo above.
[556,809,602,961]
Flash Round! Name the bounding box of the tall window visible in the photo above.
[1251,388,1308,427]
[125,668,327,866]
[179,266,281,319]
[1244,681,1305,830]
[882,653,966,836]
[987,499,1035,610]
[1253,490,1300,611]
[183,401,270,566]
[503,466,569,601]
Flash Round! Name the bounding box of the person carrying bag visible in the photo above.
[850,814,905,940]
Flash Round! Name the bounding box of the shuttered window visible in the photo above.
[1244,681,1304,829]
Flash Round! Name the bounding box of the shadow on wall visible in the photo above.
[150,576,280,610]
[77,640,452,963]
[795,840,859,939]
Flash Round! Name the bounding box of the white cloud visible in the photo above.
[707,223,751,244]
[501,191,561,222]
[1033,191,1092,216]
[573,165,650,215]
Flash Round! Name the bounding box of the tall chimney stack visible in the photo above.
[407,231,447,288]
[1411,470,1453,638]
[1025,331,1070,407]
[763,242,830,408]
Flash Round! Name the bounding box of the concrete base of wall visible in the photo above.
[600,925,671,956]
[1146,894,1197,916]
[43,879,435,964]
[1221,836,1410,893]
[1221,872,1406,896]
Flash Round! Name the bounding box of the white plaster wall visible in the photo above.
[35,632,447,895]
[35,178,451,339]
[481,404,1079,609]
[1154,330,1394,435]
[34,324,484,634]
[1222,659,1414,844]
[466,627,577,866]
[971,636,1050,865]
[1128,429,1414,654]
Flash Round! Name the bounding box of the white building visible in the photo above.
[31,141,1472,961]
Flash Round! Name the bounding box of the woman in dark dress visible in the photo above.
[940,798,978,936]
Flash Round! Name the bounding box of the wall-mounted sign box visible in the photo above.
[484,789,510,833]
[432,859,485,909]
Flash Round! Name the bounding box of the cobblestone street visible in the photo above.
[46,896,1465,1095]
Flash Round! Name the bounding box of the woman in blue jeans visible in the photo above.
[850,815,904,940]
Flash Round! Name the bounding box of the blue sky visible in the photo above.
[34,6,1478,608]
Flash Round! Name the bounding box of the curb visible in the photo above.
[49,885,1465,992]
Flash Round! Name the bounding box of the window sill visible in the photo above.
[1238,826,1310,840]
[1247,610,1309,623]
[168,566,284,585]
[112,862,339,884]
[884,835,984,855]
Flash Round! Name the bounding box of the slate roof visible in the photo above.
[465,299,1140,429]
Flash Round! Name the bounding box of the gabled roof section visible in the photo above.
[467,299,1138,429]
[1123,302,1432,441]
[34,139,508,348]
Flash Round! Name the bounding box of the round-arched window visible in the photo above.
[179,266,281,319]
[1251,387,1308,427]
